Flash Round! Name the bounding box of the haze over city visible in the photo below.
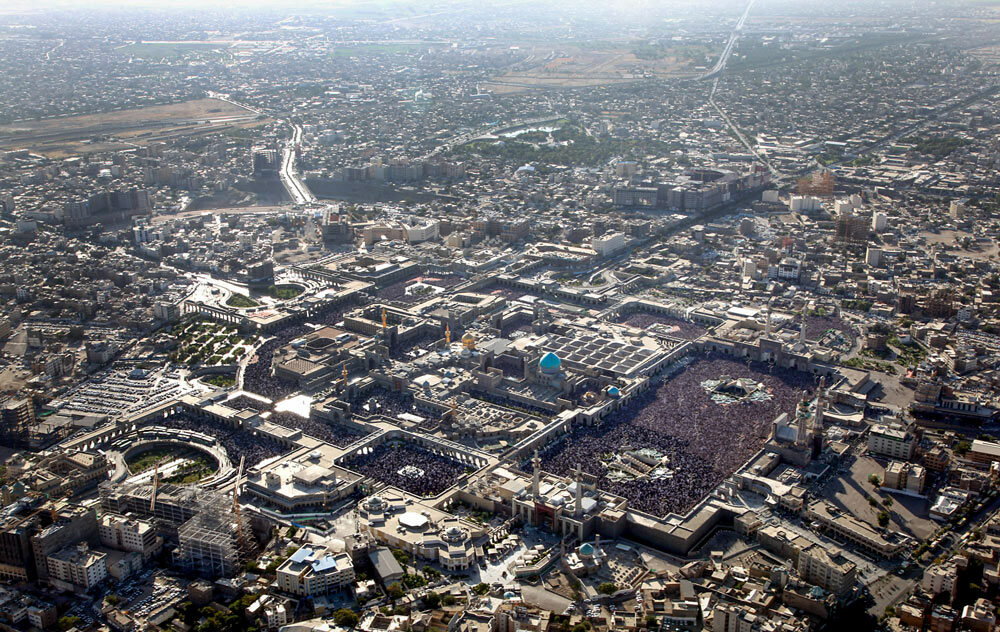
[0,1,998,631]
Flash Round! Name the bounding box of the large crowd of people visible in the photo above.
[242,300,360,399]
[267,410,368,447]
[804,314,856,345]
[225,395,270,412]
[536,354,815,517]
[242,329,308,400]
[613,312,707,340]
[389,330,440,360]
[345,441,466,496]
[479,283,528,301]
[376,275,464,305]
[351,386,431,419]
[158,413,287,468]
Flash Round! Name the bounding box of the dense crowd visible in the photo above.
[376,275,464,305]
[159,413,287,468]
[390,330,440,360]
[613,312,707,340]
[242,329,308,400]
[242,301,359,399]
[479,284,528,301]
[345,442,466,496]
[804,315,856,345]
[535,354,815,517]
[352,387,432,419]
[500,317,534,339]
[267,410,368,447]
[225,395,270,412]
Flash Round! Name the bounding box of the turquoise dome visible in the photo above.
[607,386,621,398]
[539,352,561,373]
[579,542,595,556]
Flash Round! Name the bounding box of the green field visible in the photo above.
[226,294,259,308]
[126,447,177,473]
[164,456,217,485]
[261,284,304,300]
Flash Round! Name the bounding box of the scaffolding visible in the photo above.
[173,505,251,578]
[100,480,255,578]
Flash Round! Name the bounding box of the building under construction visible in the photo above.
[798,170,835,197]
[99,468,256,578]
[173,505,251,578]
[99,480,200,529]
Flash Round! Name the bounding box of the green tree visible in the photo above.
[333,609,359,628]
[877,511,890,528]
[59,617,82,631]
[597,582,617,595]
[473,582,490,595]
[423,591,441,608]
[387,583,405,600]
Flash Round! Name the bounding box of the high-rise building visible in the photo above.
[797,544,857,595]
[47,542,107,592]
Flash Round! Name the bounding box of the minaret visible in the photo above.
[381,307,388,331]
[799,313,807,345]
[445,323,451,344]
[531,450,541,500]
[765,310,772,338]
[810,379,826,459]
[574,464,583,516]
[795,390,809,446]
[341,364,348,387]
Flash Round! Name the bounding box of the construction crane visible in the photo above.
[233,456,246,553]
[149,462,160,514]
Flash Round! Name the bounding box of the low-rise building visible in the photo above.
[276,545,355,597]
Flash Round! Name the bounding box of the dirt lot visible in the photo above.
[485,45,705,93]
[0,98,262,156]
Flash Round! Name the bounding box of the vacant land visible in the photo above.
[484,44,707,93]
[117,41,236,59]
[0,98,262,157]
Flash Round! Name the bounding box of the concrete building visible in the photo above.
[868,424,916,460]
[358,493,483,571]
[275,545,355,597]
[796,544,857,596]
[31,506,97,583]
[47,542,107,592]
[592,232,625,258]
[923,562,959,600]
[98,514,160,559]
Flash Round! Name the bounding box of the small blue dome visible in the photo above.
[539,352,561,373]
[579,542,595,556]
[607,386,621,398]
[503,591,516,599]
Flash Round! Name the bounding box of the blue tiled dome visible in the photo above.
[539,352,561,373]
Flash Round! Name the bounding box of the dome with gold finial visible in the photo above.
[461,331,476,350]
